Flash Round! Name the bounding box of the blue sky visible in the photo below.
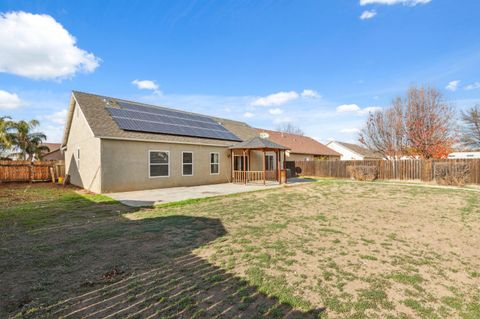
[0,0,479,143]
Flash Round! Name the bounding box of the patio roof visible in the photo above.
[229,136,289,150]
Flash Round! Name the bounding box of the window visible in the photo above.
[149,151,169,177]
[77,147,80,169]
[182,152,193,176]
[265,155,274,170]
[234,155,249,171]
[210,152,219,174]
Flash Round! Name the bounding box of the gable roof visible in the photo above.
[256,129,340,157]
[229,136,289,150]
[41,143,61,154]
[62,91,259,147]
[330,141,383,159]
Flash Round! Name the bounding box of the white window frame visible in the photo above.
[182,151,194,176]
[77,147,80,170]
[210,152,220,175]
[148,150,170,178]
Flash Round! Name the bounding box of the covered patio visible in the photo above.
[229,135,289,185]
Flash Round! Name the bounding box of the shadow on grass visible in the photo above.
[1,187,325,319]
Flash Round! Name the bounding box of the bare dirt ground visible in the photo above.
[1,180,479,318]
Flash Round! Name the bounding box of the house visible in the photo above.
[447,151,480,159]
[62,91,292,193]
[41,143,64,161]
[326,141,383,160]
[255,129,340,161]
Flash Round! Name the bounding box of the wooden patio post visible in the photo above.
[262,149,266,185]
[231,149,234,182]
[243,149,246,185]
[276,150,280,183]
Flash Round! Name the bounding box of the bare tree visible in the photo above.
[276,123,304,136]
[359,99,407,159]
[461,105,480,149]
[359,85,456,159]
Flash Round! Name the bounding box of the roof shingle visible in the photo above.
[256,129,340,156]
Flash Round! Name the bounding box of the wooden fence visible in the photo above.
[294,159,480,185]
[0,160,65,182]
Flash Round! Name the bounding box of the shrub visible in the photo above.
[347,165,379,181]
[434,162,470,186]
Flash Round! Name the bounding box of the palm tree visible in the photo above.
[0,116,14,159]
[10,120,50,160]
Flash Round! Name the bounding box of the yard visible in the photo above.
[1,180,479,319]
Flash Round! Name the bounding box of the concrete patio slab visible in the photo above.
[106,178,312,207]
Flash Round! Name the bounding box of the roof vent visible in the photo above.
[259,132,269,139]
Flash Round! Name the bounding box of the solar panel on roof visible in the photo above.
[106,101,241,142]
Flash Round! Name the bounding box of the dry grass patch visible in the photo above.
[1,180,479,318]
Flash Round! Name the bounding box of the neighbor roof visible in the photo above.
[332,141,383,159]
[41,143,61,153]
[229,136,289,150]
[62,91,259,147]
[256,129,340,157]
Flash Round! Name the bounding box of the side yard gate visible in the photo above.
[294,159,480,185]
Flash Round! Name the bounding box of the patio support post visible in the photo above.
[231,149,234,182]
[243,149,246,185]
[276,150,280,183]
[262,148,266,185]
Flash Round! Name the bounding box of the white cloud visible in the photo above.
[40,124,64,143]
[336,104,361,113]
[336,104,381,115]
[358,106,382,114]
[251,91,299,106]
[0,90,22,109]
[0,11,99,80]
[301,89,320,98]
[340,128,360,133]
[465,82,480,91]
[360,10,377,20]
[360,0,432,5]
[243,112,254,118]
[132,79,161,94]
[269,108,283,115]
[45,109,67,125]
[445,80,460,92]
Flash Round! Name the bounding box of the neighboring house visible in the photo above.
[41,143,64,161]
[326,141,383,160]
[255,129,340,161]
[62,91,292,193]
[447,151,480,159]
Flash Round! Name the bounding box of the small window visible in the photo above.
[265,155,274,170]
[182,152,193,176]
[77,147,80,169]
[210,152,219,175]
[149,151,169,177]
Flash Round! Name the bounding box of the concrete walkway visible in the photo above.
[107,178,312,207]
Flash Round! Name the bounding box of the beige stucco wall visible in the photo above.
[100,139,232,192]
[64,101,102,193]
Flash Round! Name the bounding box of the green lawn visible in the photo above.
[1,180,479,319]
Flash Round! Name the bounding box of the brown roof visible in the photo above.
[255,129,340,157]
[41,143,61,153]
[333,141,383,159]
[63,91,259,147]
[229,136,289,150]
